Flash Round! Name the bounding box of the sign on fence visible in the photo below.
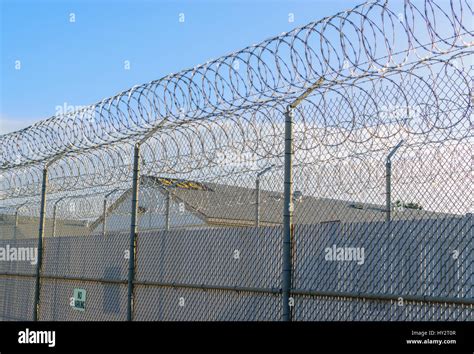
[72,288,86,311]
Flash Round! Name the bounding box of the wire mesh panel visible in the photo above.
[39,233,130,321]
[292,296,473,321]
[134,287,280,321]
[0,276,35,321]
[0,205,39,321]
[134,226,282,320]
[0,0,472,322]
[290,67,473,320]
[36,189,132,321]
[39,280,127,321]
[291,216,473,321]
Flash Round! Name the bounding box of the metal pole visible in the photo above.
[34,167,48,321]
[52,204,58,237]
[13,210,19,240]
[102,199,108,237]
[280,77,324,322]
[386,162,391,222]
[165,190,171,231]
[13,203,28,240]
[128,144,140,321]
[31,152,65,321]
[256,165,275,227]
[52,197,68,237]
[282,106,294,322]
[102,188,118,237]
[256,178,260,227]
[386,140,404,222]
[13,209,18,240]
[126,118,168,321]
[13,205,22,240]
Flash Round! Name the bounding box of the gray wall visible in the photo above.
[0,215,472,321]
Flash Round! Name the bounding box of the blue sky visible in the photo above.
[0,0,365,134]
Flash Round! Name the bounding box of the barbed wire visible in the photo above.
[1,0,472,324]
[0,0,472,206]
[0,0,472,169]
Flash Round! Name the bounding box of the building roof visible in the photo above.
[0,214,88,240]
[90,175,443,230]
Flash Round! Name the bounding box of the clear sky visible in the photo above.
[0,0,365,134]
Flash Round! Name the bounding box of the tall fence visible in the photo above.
[0,217,471,321]
[0,0,473,321]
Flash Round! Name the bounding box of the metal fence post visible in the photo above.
[102,198,108,237]
[13,203,26,240]
[33,154,63,321]
[51,201,58,238]
[165,189,171,231]
[386,140,404,222]
[14,208,20,240]
[256,165,274,227]
[103,188,118,237]
[256,178,260,227]
[52,197,66,237]
[282,106,294,321]
[127,119,167,321]
[33,167,48,321]
[128,144,140,321]
[281,77,324,321]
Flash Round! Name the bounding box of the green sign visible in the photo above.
[72,288,86,311]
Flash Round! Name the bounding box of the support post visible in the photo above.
[386,162,391,222]
[33,167,48,321]
[51,197,65,237]
[128,144,140,321]
[282,106,294,322]
[256,165,274,227]
[102,188,118,237]
[386,140,404,222]
[255,178,260,227]
[13,210,19,240]
[165,190,171,231]
[126,118,168,322]
[13,203,26,240]
[102,199,108,237]
[52,203,58,238]
[32,154,64,321]
[280,77,324,322]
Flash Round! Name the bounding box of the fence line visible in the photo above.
[0,217,472,321]
[0,0,473,322]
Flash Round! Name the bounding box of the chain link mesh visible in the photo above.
[0,0,472,322]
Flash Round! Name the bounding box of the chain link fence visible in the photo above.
[0,0,472,321]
